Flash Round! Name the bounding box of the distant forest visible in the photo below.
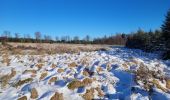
[0,9,170,59]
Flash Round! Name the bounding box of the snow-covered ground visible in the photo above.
[0,47,170,100]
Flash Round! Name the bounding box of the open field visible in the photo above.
[0,43,113,55]
[0,45,170,100]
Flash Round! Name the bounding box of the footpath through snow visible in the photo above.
[0,47,170,100]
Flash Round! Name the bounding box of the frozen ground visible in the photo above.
[0,47,170,100]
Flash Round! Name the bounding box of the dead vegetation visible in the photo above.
[17,96,27,100]
[135,63,167,92]
[50,92,63,100]
[48,77,57,84]
[57,68,64,73]
[30,88,38,99]
[0,43,110,55]
[0,69,16,88]
[14,78,33,87]
[68,62,77,67]
[40,72,48,80]
[82,88,95,100]
[67,78,93,90]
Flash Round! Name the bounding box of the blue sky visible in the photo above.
[0,0,170,39]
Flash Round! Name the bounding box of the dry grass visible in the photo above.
[50,92,63,100]
[68,62,77,67]
[82,88,95,100]
[1,54,10,66]
[23,70,37,74]
[14,78,33,87]
[30,88,38,99]
[152,79,168,92]
[17,96,27,100]
[36,63,44,70]
[57,68,64,73]
[48,77,57,84]
[67,78,93,90]
[67,80,82,90]
[51,63,56,68]
[0,69,16,88]
[40,72,48,80]
[166,79,170,89]
[83,71,90,76]
[0,43,111,55]
[95,87,104,97]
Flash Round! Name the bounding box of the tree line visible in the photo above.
[0,31,127,45]
[126,9,170,59]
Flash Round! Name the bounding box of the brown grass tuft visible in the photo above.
[51,63,56,68]
[48,77,57,84]
[83,71,90,76]
[40,72,48,80]
[57,68,64,73]
[166,79,170,89]
[30,88,38,99]
[82,88,95,100]
[50,92,63,100]
[0,69,16,88]
[67,80,82,90]
[68,62,77,67]
[36,63,44,70]
[95,87,104,97]
[14,78,33,87]
[82,78,93,85]
[17,96,27,100]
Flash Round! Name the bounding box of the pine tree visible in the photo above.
[162,9,170,59]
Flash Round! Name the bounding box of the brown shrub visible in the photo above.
[17,96,27,100]
[57,68,64,73]
[48,77,57,84]
[40,72,48,80]
[30,88,38,99]
[50,92,63,100]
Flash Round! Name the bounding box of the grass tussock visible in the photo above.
[82,88,95,100]
[166,79,170,89]
[135,63,166,92]
[36,63,44,70]
[48,77,57,84]
[50,92,63,100]
[57,68,64,73]
[68,62,77,67]
[0,69,16,88]
[17,96,27,100]
[67,78,93,90]
[40,72,48,80]
[30,88,38,99]
[14,78,33,87]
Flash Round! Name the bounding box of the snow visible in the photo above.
[0,47,170,100]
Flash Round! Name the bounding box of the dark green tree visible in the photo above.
[161,9,170,59]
